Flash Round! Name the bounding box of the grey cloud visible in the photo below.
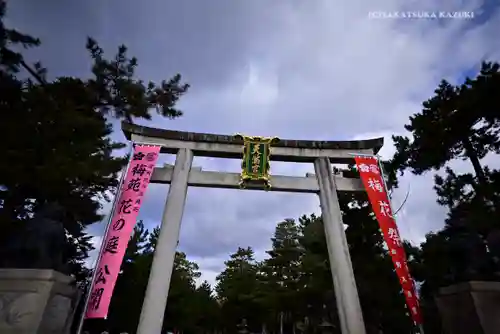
[8,0,288,88]
[190,256,227,274]
[394,173,448,244]
[178,189,317,258]
[7,0,500,284]
[141,4,500,144]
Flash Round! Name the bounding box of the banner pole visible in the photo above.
[76,143,134,334]
[375,156,393,206]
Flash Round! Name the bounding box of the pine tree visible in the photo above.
[0,1,189,279]
[216,247,261,332]
[390,61,500,332]
[264,219,303,332]
[391,63,500,184]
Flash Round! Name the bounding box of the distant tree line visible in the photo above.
[85,205,416,334]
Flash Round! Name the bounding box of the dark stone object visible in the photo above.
[435,281,500,334]
[0,269,78,334]
[3,202,69,274]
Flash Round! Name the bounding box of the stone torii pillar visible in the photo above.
[121,122,384,334]
[136,148,193,333]
[315,157,365,334]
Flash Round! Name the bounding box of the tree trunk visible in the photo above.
[462,137,487,186]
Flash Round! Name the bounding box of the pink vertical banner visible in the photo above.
[85,145,161,319]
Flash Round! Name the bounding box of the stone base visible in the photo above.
[0,269,79,334]
[435,281,500,334]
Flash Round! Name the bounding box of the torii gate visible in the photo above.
[122,122,384,334]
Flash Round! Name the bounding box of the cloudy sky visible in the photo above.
[6,0,500,286]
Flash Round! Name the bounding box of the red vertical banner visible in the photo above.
[85,145,161,319]
[354,156,422,325]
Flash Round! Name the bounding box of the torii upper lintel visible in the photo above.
[121,121,384,163]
